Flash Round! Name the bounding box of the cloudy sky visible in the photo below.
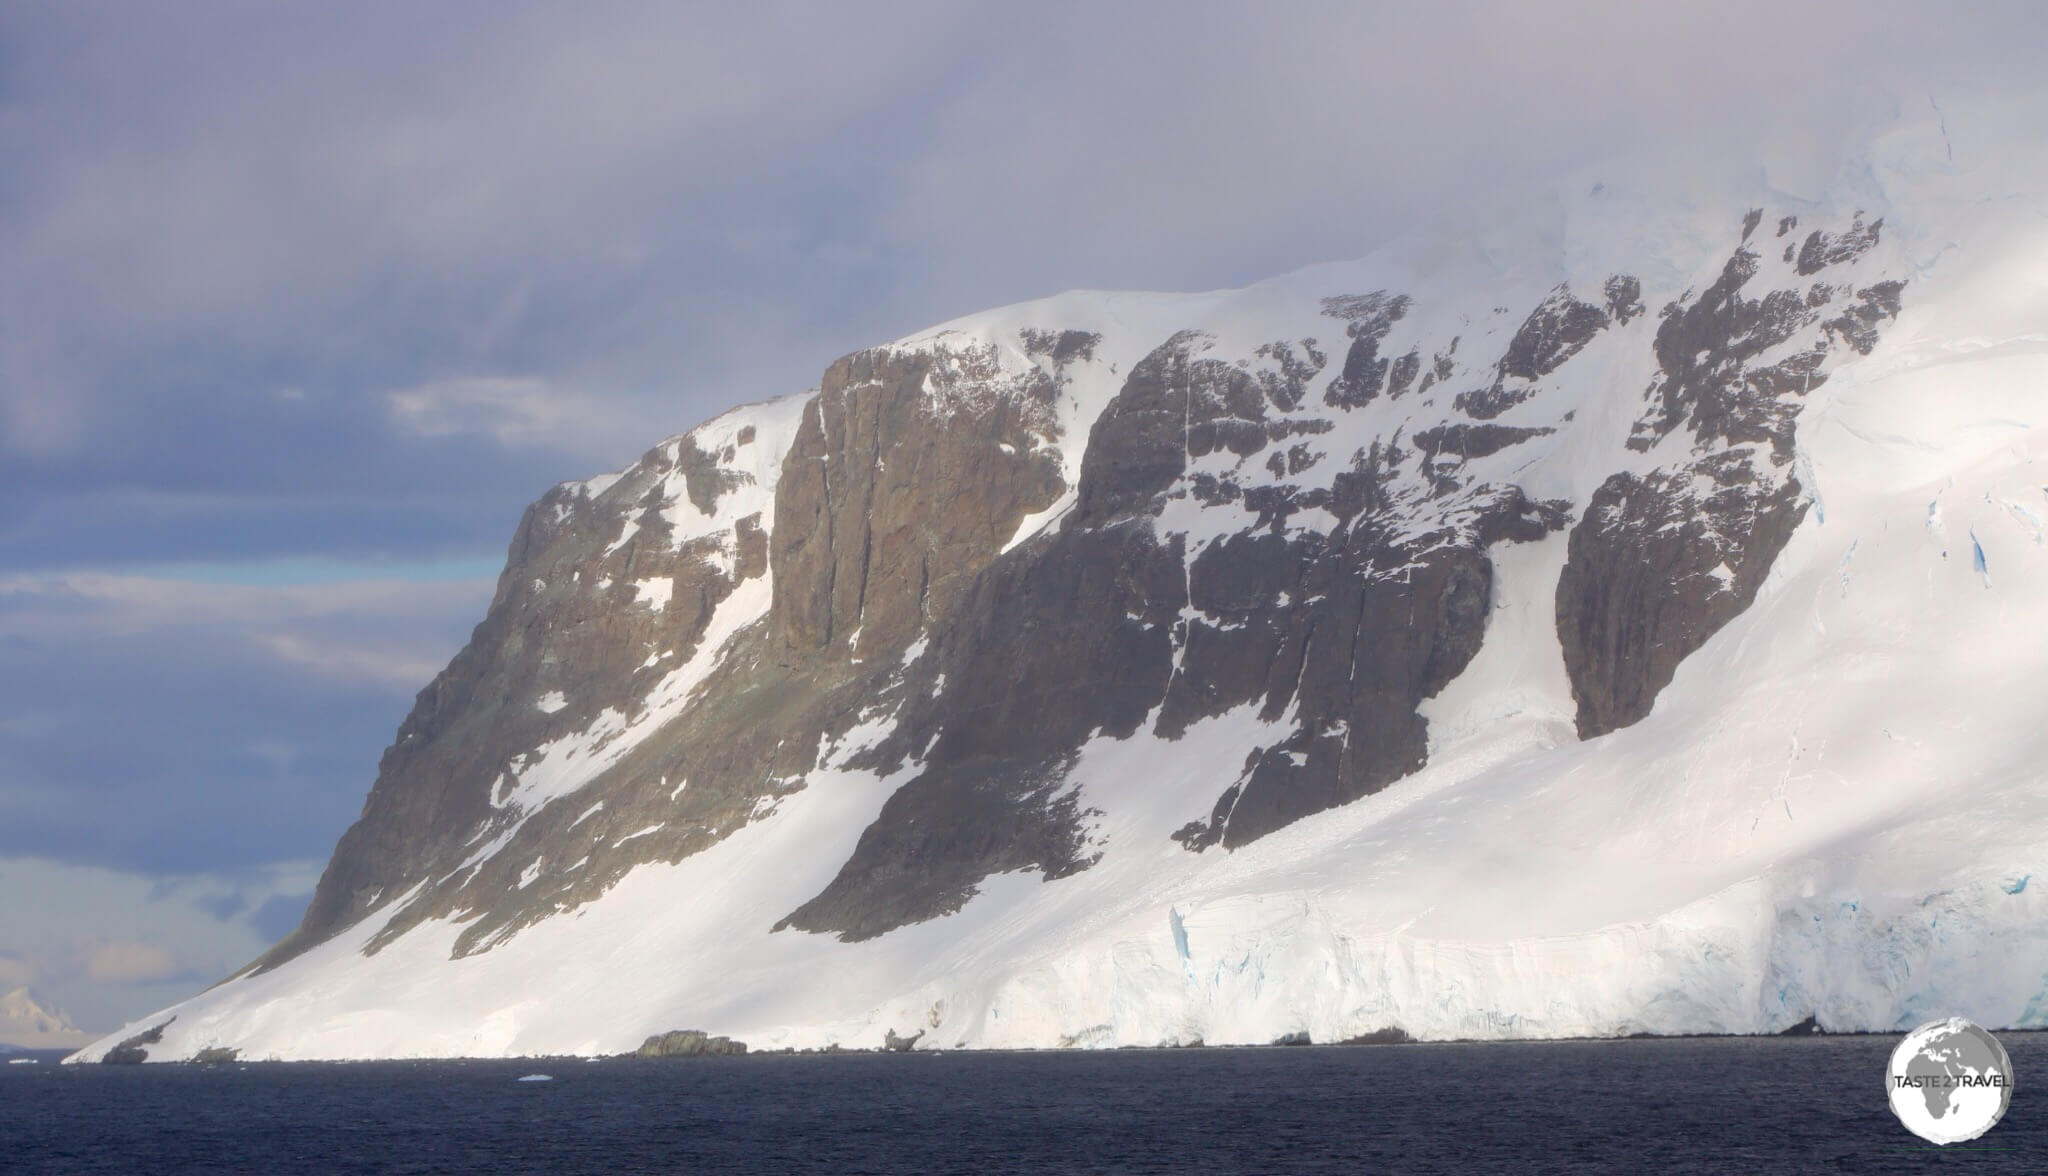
[3,0,2041,1033]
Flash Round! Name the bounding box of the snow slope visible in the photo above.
[72,90,2048,1061]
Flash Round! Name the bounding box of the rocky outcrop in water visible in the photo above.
[636,1029,748,1057]
[101,1019,172,1065]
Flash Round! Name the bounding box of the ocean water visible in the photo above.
[5,1035,2043,1173]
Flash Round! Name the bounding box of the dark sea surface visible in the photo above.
[5,1034,2044,1174]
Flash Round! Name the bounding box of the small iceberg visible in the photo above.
[516,1073,553,1082]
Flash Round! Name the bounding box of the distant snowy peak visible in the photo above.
[1,987,90,1050]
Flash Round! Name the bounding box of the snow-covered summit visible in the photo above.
[71,89,2048,1062]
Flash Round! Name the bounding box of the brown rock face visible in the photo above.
[782,326,1571,935]
[1559,212,1904,738]
[263,334,1102,968]
[1456,281,1633,420]
[268,203,1908,971]
[276,433,765,967]
[1321,293,1411,409]
[1557,464,1806,738]
[772,343,1068,659]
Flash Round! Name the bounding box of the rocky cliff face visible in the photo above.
[267,406,802,963]
[1557,212,1902,737]
[78,94,2048,1062]
[265,202,1904,970]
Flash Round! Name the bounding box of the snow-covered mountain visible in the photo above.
[74,93,2048,1062]
[2,988,91,1051]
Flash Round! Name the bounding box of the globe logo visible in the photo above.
[1885,1017,2014,1145]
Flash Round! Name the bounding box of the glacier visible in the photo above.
[70,90,2048,1062]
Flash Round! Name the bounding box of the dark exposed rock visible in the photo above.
[1171,519,1498,850]
[1020,327,1102,365]
[1455,281,1628,420]
[1562,213,1906,738]
[778,754,1104,940]
[1269,1031,1312,1046]
[1337,1026,1415,1045]
[1498,285,1613,382]
[1416,339,1459,398]
[1604,275,1644,323]
[1385,348,1422,399]
[782,314,1572,932]
[1266,442,1325,480]
[1824,281,1907,356]
[268,200,1911,977]
[909,518,1196,753]
[671,434,748,515]
[1320,292,1411,408]
[883,1028,925,1052]
[102,1019,173,1065]
[772,344,1067,658]
[1794,214,1882,276]
[1557,464,1806,738]
[1328,437,1406,519]
[260,333,1106,968]
[410,347,1085,957]
[295,533,765,956]
[637,1029,748,1057]
[268,431,778,970]
[776,343,1226,938]
[1413,423,1554,463]
[779,519,1178,939]
[1073,332,1260,524]
[190,1047,240,1065]
[1250,339,1327,412]
[1779,1015,1825,1036]
[1629,236,1864,460]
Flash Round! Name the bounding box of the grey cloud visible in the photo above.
[0,856,322,1030]
[0,572,490,875]
[193,892,250,923]
[875,2,2048,311]
[3,1,977,458]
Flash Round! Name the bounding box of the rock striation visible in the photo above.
[236,200,1908,1022]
